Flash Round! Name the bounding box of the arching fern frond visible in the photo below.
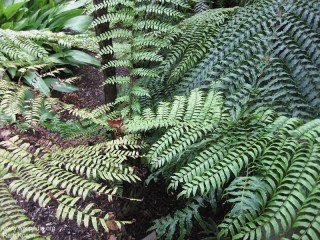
[0,177,44,240]
[0,134,142,234]
[158,0,320,119]
[148,197,206,240]
[125,87,320,239]
[125,89,225,169]
[161,8,235,84]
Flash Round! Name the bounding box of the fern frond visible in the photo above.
[0,178,44,240]
[127,85,320,239]
[0,134,142,234]
[283,179,320,240]
[161,8,235,84]
[231,143,320,240]
[162,0,320,119]
[148,197,206,240]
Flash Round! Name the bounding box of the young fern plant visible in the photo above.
[0,76,127,138]
[90,0,188,116]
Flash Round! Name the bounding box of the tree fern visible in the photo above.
[91,0,188,116]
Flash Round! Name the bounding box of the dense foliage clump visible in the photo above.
[0,0,319,239]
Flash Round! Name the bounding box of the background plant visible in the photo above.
[0,0,100,125]
[0,0,92,31]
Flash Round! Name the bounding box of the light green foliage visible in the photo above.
[0,80,119,130]
[91,0,188,116]
[0,175,44,240]
[0,0,92,31]
[0,29,97,94]
[0,134,142,235]
[0,81,54,125]
[125,88,320,239]
[126,89,225,169]
[0,1,97,119]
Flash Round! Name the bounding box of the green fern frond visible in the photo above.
[223,176,268,216]
[159,0,320,119]
[126,85,320,239]
[148,197,206,240]
[0,178,44,240]
[0,134,142,234]
[92,0,188,116]
[230,143,320,240]
[161,8,236,84]
[283,179,320,240]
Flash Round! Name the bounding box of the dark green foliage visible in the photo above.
[162,8,235,84]
[148,197,207,240]
[125,88,320,239]
[155,0,320,119]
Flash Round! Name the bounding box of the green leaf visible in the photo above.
[3,2,25,20]
[63,15,92,32]
[23,71,50,96]
[77,211,83,226]
[56,204,64,220]
[63,50,101,67]
[44,78,78,93]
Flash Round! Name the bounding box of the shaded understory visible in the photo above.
[0,64,223,239]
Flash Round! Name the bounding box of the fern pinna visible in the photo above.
[155,0,320,119]
[124,88,320,239]
[90,0,188,116]
[0,134,143,238]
